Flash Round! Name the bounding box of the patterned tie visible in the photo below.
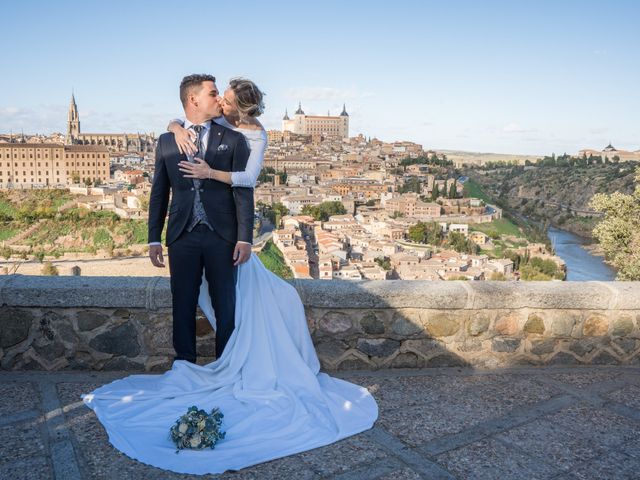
[186,124,213,231]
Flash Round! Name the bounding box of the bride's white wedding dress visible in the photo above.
[81,253,379,475]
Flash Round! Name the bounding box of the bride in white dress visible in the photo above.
[81,78,378,475]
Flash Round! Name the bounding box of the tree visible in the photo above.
[408,221,443,245]
[260,202,289,227]
[271,202,290,227]
[589,166,640,279]
[448,179,457,198]
[301,201,346,222]
[41,262,59,276]
[446,232,480,254]
[374,256,391,270]
[279,168,288,185]
[431,183,440,201]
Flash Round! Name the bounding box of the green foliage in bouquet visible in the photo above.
[169,406,225,453]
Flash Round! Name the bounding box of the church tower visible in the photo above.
[339,103,349,138]
[66,93,80,144]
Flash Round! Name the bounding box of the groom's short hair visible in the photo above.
[180,74,216,107]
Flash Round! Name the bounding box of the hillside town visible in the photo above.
[0,97,569,280]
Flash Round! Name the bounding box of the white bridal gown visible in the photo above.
[81,253,379,475]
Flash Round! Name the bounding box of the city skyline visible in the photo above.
[1,0,639,155]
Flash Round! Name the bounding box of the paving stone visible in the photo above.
[222,455,318,480]
[497,418,609,471]
[377,375,558,447]
[617,436,640,460]
[605,384,640,410]
[0,419,47,466]
[546,370,622,389]
[0,381,40,417]
[297,434,389,477]
[567,450,640,480]
[541,403,640,449]
[0,455,53,480]
[374,466,423,480]
[435,438,562,480]
[499,404,640,472]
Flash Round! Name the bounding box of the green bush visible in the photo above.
[41,262,59,276]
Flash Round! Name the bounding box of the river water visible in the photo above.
[547,226,616,281]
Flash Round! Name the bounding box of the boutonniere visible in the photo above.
[217,144,229,152]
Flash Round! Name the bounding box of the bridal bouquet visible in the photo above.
[169,406,225,453]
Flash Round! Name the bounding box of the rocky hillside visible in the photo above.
[465,162,638,237]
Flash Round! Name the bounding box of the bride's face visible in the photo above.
[221,88,238,117]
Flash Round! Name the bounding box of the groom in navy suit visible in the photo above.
[148,74,254,363]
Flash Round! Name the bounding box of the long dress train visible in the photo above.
[81,253,378,475]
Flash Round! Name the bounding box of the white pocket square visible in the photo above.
[217,144,229,152]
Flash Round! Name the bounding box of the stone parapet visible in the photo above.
[1,275,639,371]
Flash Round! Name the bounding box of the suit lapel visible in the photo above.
[205,122,225,168]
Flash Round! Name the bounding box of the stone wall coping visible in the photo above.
[1,275,639,311]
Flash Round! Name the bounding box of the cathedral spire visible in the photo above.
[66,91,80,144]
[340,103,349,117]
[295,102,305,115]
[283,108,290,120]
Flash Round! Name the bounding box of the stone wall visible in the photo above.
[1,274,639,371]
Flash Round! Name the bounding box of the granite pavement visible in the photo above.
[1,365,640,479]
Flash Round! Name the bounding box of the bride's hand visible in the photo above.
[178,158,212,179]
[169,123,197,156]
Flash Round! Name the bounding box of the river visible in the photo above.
[547,226,616,281]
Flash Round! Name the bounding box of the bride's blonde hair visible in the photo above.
[228,78,265,119]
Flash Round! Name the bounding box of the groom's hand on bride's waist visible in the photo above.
[149,244,165,268]
[233,242,251,266]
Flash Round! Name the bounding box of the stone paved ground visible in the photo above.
[1,365,640,479]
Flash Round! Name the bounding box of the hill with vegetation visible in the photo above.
[465,159,638,238]
[0,189,149,259]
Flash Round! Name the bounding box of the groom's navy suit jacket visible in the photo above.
[148,122,254,246]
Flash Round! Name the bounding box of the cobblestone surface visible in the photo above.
[0,365,639,479]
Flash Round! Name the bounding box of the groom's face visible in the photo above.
[194,81,222,118]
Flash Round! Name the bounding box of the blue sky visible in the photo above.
[1,0,638,155]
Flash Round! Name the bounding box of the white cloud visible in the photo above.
[0,105,67,134]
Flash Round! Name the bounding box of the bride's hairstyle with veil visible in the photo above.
[228,78,265,119]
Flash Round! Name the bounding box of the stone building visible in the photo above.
[282,102,349,139]
[0,143,110,188]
